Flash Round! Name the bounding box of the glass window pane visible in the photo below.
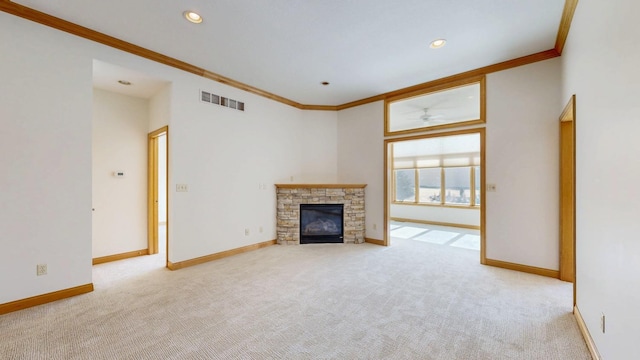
[444,167,471,205]
[474,166,481,205]
[388,82,482,133]
[418,168,441,203]
[395,169,415,202]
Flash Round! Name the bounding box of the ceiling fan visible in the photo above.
[411,108,446,124]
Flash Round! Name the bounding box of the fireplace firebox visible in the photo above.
[299,204,344,244]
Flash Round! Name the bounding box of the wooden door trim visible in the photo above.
[148,126,168,267]
[559,95,576,295]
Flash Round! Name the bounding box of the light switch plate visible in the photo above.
[176,184,188,192]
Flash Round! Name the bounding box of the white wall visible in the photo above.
[298,110,338,183]
[0,13,338,303]
[390,205,480,227]
[92,89,149,258]
[337,101,385,240]
[149,85,171,132]
[168,80,338,262]
[562,1,640,358]
[0,13,93,303]
[486,58,562,270]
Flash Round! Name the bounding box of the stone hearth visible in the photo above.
[275,184,366,245]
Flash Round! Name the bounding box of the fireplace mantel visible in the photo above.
[275,184,366,245]
[275,184,367,189]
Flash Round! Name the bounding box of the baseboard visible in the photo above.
[574,305,602,360]
[484,258,559,279]
[167,239,277,270]
[365,238,385,246]
[390,217,480,230]
[92,249,149,265]
[0,283,94,315]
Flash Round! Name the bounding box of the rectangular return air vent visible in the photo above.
[200,90,244,111]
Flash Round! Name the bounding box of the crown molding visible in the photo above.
[337,49,559,110]
[0,1,304,109]
[1,0,573,111]
[0,1,204,74]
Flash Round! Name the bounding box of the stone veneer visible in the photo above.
[276,184,366,245]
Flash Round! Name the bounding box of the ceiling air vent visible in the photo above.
[199,90,244,111]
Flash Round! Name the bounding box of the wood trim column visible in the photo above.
[559,96,576,285]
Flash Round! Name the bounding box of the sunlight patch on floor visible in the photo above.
[390,221,480,251]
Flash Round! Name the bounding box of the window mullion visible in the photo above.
[440,167,445,205]
[414,168,419,203]
[392,170,397,203]
[470,166,476,206]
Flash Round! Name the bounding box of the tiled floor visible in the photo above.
[390,221,480,251]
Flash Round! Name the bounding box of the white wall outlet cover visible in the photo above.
[36,264,47,276]
[176,184,188,192]
[113,171,125,178]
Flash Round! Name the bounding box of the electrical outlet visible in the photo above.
[601,313,606,333]
[259,226,264,233]
[373,223,377,230]
[244,228,250,236]
[486,183,497,192]
[36,264,47,276]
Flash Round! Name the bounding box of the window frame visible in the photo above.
[392,165,480,208]
[384,76,486,136]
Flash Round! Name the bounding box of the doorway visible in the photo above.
[384,128,486,263]
[148,126,168,266]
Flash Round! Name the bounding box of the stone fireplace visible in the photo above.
[275,184,366,245]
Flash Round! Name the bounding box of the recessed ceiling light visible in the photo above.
[321,81,330,86]
[118,80,131,86]
[430,39,447,49]
[183,11,203,24]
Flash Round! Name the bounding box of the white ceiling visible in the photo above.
[13,0,565,105]
[92,60,170,99]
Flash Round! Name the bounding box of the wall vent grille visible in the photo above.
[200,90,244,111]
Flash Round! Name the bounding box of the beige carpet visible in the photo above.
[1,238,590,359]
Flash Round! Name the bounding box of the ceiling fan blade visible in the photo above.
[424,118,447,125]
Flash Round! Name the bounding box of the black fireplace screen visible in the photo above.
[299,204,344,244]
